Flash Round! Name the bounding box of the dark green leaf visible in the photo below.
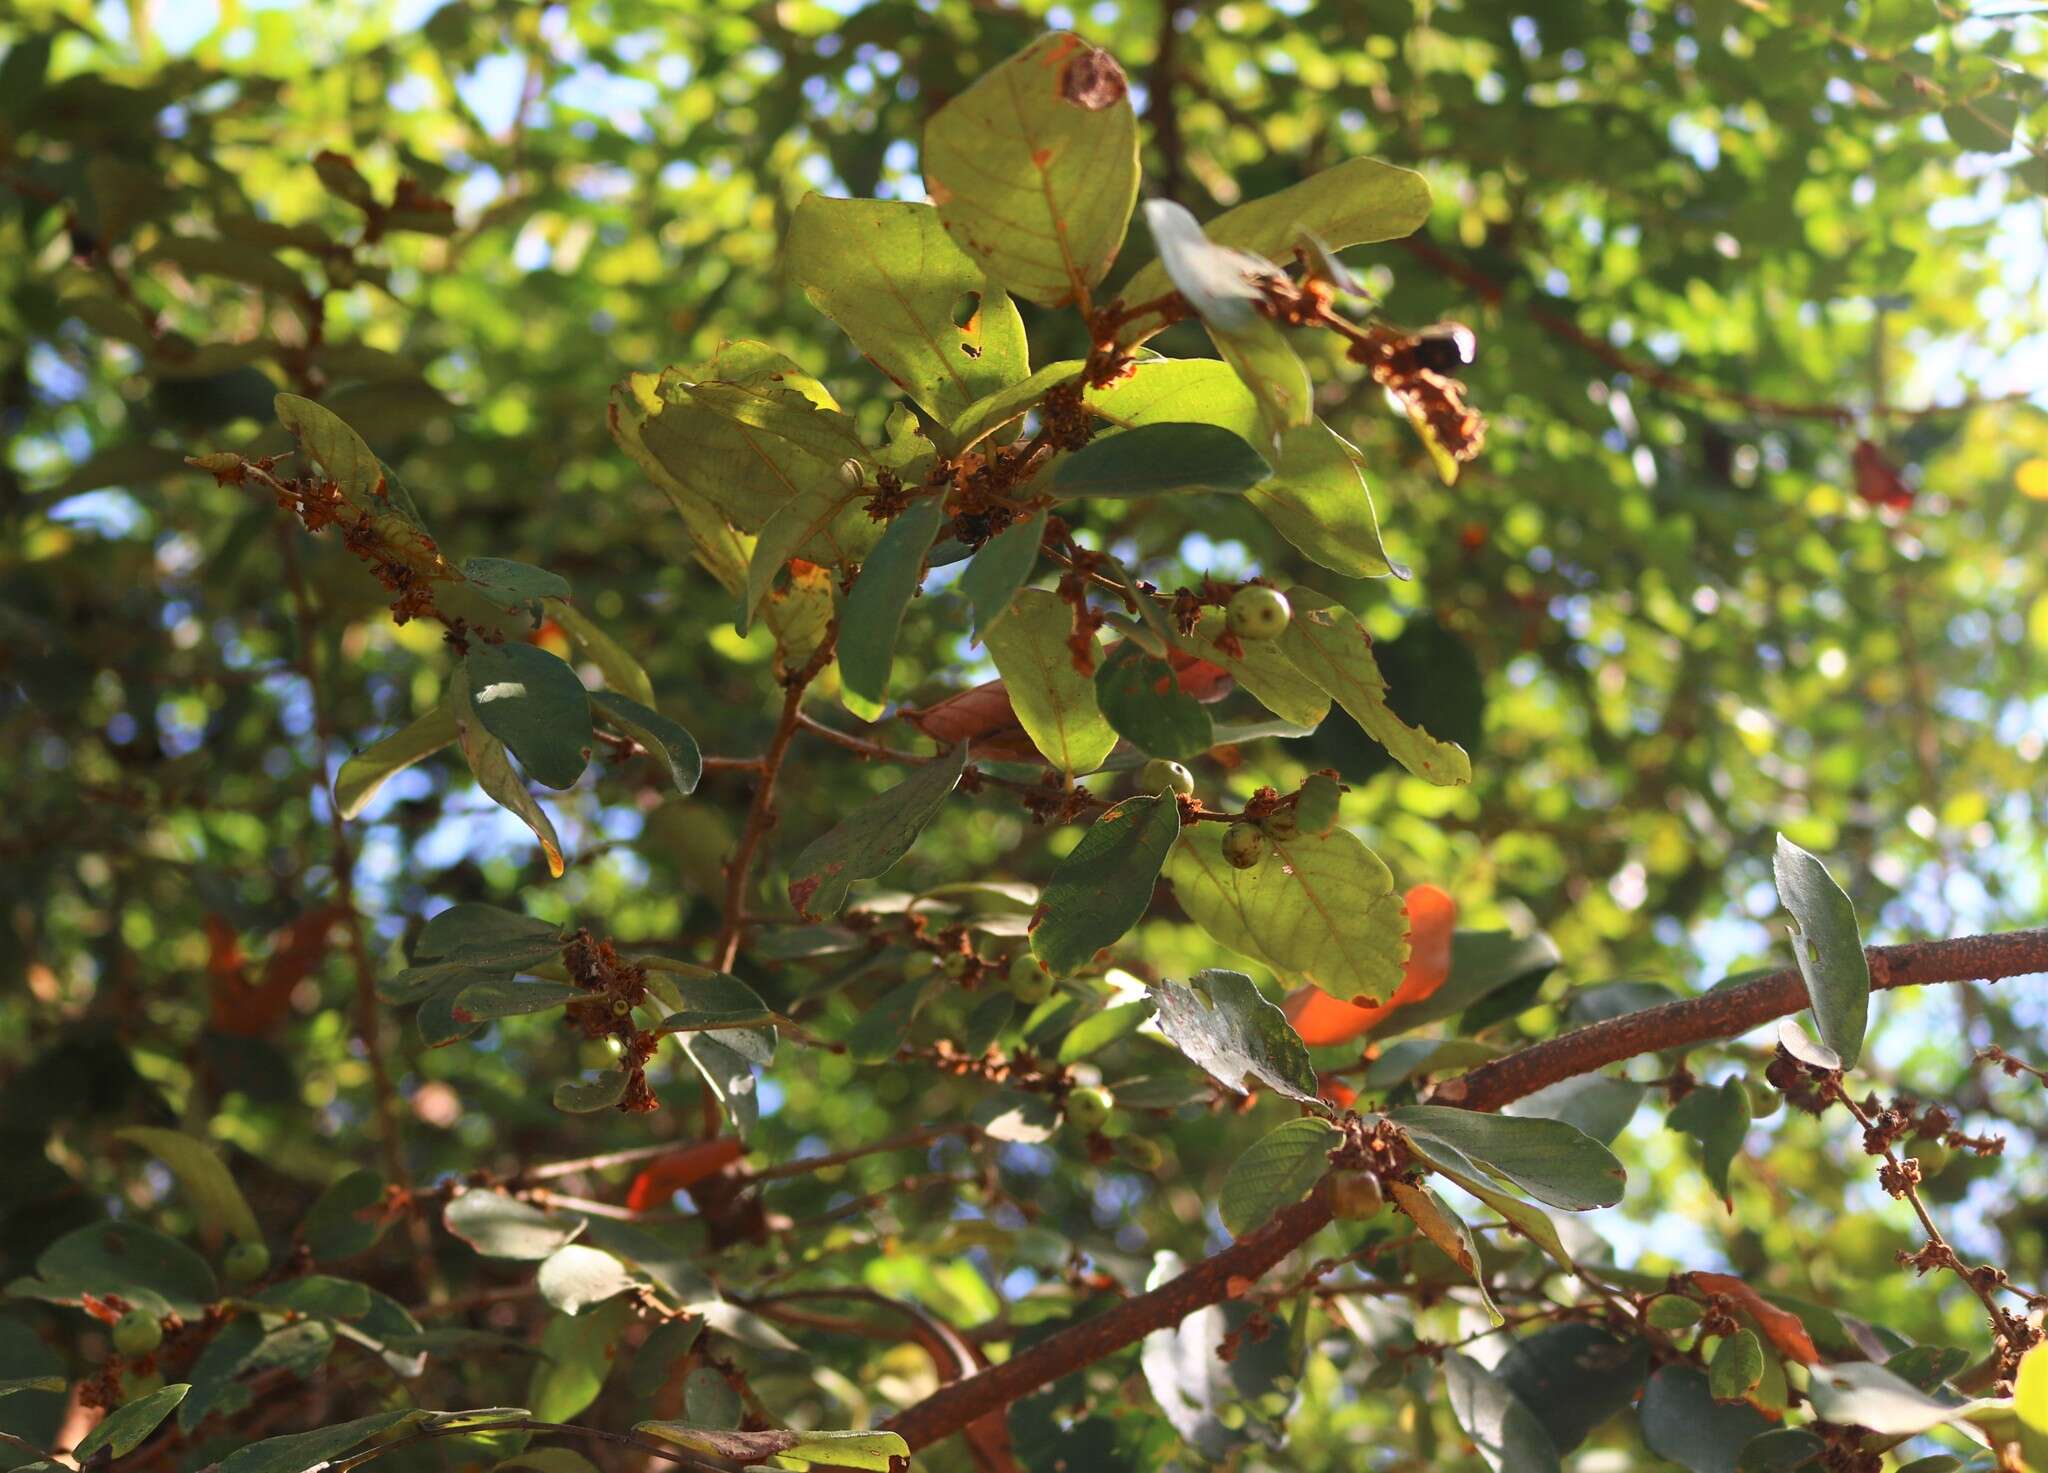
[334,697,457,820]
[114,1128,261,1245]
[443,1192,584,1260]
[1495,1325,1648,1452]
[220,1410,423,1473]
[10,1221,219,1317]
[960,508,1045,636]
[1773,836,1869,1068]
[636,1423,909,1471]
[1443,1353,1560,1473]
[73,1383,188,1460]
[1736,1428,1825,1472]
[1030,792,1181,976]
[1640,1366,1773,1473]
[553,1070,631,1114]
[450,978,585,1022]
[1147,969,1318,1104]
[627,1319,705,1399]
[838,497,945,703]
[589,690,701,795]
[1504,1076,1645,1147]
[1049,423,1271,498]
[847,978,929,1064]
[656,974,773,1033]
[788,743,969,919]
[1219,1118,1338,1237]
[461,558,570,613]
[1093,642,1213,759]
[1668,1077,1752,1208]
[1391,1106,1626,1210]
[1364,930,1560,1035]
[464,642,592,790]
[529,1299,632,1424]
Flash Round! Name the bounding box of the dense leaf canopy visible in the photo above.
[3,1,2046,1471]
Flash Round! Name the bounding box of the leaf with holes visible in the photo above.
[1166,823,1407,1005]
[787,194,1029,434]
[1030,792,1181,976]
[922,32,1138,309]
[1279,591,1471,785]
[788,743,968,919]
[1220,1118,1339,1237]
[1147,968,1318,1103]
[981,587,1116,775]
[1773,836,1870,1069]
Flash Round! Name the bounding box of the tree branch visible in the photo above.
[1433,927,2048,1112]
[879,1191,1334,1450]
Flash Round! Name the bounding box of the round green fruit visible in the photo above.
[224,1241,271,1287]
[1007,952,1054,1002]
[1329,1171,1385,1220]
[1296,773,1342,835]
[1222,823,1266,870]
[1911,1139,1952,1178]
[120,1370,165,1403]
[1226,585,1291,641]
[940,951,973,979]
[1139,758,1196,797]
[1117,1136,1166,1172]
[1065,1085,1114,1133]
[112,1310,162,1357]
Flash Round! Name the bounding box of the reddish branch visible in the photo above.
[879,926,2048,1453]
[1434,927,2048,1112]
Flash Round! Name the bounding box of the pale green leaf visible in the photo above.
[960,507,1046,636]
[589,690,700,795]
[1147,968,1318,1103]
[1772,836,1870,1068]
[982,587,1115,774]
[1390,1105,1627,1211]
[1279,590,1472,784]
[73,1383,188,1460]
[114,1128,262,1246]
[1220,1118,1338,1237]
[334,695,457,820]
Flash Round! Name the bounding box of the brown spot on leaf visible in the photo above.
[1058,46,1128,110]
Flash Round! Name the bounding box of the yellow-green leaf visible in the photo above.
[1279,591,1472,785]
[334,695,457,821]
[115,1128,262,1246]
[981,587,1115,775]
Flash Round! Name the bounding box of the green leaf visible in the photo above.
[1803,1360,1995,1436]
[0,1378,64,1399]
[449,978,585,1022]
[1056,1000,1152,1064]
[1408,1137,1580,1274]
[1640,1366,1774,1473]
[677,1031,766,1136]
[921,32,1138,309]
[1494,1325,1649,1453]
[636,1424,910,1472]
[453,667,566,877]
[1166,823,1406,1005]
[1171,604,1329,730]
[684,1365,742,1428]
[1118,155,1431,333]
[1220,1118,1339,1237]
[981,587,1117,775]
[251,1275,372,1321]
[786,194,1029,433]
[535,1245,642,1316]
[1443,1354,1561,1473]
[1710,1329,1765,1402]
[461,558,570,614]
[334,695,457,820]
[1147,968,1318,1103]
[949,361,1083,449]
[739,470,869,636]
[1772,835,1870,1068]
[220,1410,424,1473]
[543,598,655,707]
[1138,1251,1295,1459]
[627,1318,705,1399]
[788,743,969,919]
[1030,792,1182,976]
[656,974,773,1032]
[10,1221,220,1317]
[1087,359,1398,578]
[1668,1077,1752,1208]
[529,1299,631,1424]
[114,1128,262,1245]
[1385,930,1561,1035]
[1505,1075,1645,1147]
[553,1070,631,1114]
[589,690,701,795]
[1364,1038,1502,1091]
[1390,1106,1626,1210]
[1737,1428,1826,1471]
[847,978,929,1065]
[494,1451,601,1473]
[272,393,387,514]
[1391,1181,1499,1321]
[1094,641,1213,759]
[73,1383,188,1461]
[416,903,565,967]
[443,1192,584,1260]
[1278,591,1471,785]
[2019,1341,2048,1473]
[463,642,591,790]
[960,508,1046,636]
[839,498,946,703]
[1049,423,1271,499]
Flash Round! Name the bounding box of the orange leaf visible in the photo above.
[210,906,346,1037]
[1287,884,1457,1046]
[1165,646,1235,704]
[626,1138,745,1213]
[1688,1271,1821,1365]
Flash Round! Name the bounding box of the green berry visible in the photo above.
[1139,758,1195,797]
[1329,1171,1385,1220]
[224,1241,270,1287]
[1222,823,1265,870]
[1065,1085,1114,1133]
[120,1370,165,1403]
[1117,1136,1166,1172]
[1007,952,1054,1002]
[940,951,973,979]
[1296,773,1342,835]
[112,1310,162,1357]
[1226,585,1291,641]
[1262,808,1300,842]
[1912,1138,1952,1178]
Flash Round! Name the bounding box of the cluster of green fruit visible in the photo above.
[107,1241,271,1403]
[1062,1083,1165,1172]
[1222,772,1344,869]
